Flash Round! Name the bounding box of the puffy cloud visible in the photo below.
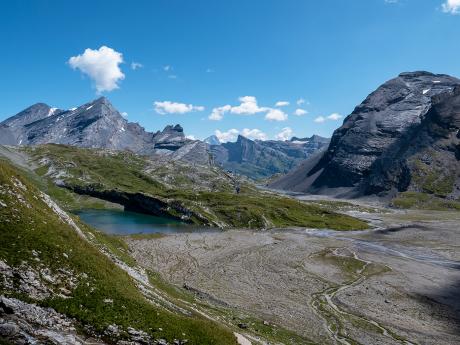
[265,108,288,121]
[215,129,239,143]
[275,101,290,107]
[314,116,326,123]
[241,128,268,141]
[154,101,205,114]
[294,108,308,116]
[314,113,343,123]
[327,113,342,120]
[230,96,266,115]
[275,127,293,141]
[210,96,289,121]
[68,46,125,93]
[214,128,267,142]
[442,0,460,13]
[209,105,231,121]
[130,62,143,70]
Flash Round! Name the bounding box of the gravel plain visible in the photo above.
[126,206,460,345]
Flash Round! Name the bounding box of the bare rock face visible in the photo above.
[271,71,460,198]
[0,98,209,165]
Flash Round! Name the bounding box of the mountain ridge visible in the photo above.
[1,97,329,179]
[270,71,460,203]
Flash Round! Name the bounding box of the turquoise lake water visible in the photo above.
[74,209,213,235]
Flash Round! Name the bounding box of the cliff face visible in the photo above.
[0,98,208,165]
[271,71,460,198]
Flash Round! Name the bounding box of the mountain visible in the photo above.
[204,135,221,146]
[211,134,329,180]
[270,71,460,201]
[0,97,328,177]
[0,97,208,164]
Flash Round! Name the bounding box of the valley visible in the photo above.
[0,71,459,345]
[125,205,460,345]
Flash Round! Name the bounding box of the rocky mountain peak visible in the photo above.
[162,124,184,134]
[271,71,460,198]
[204,135,221,146]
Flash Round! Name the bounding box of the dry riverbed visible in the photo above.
[125,206,460,345]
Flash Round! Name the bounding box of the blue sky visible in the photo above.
[1,0,460,141]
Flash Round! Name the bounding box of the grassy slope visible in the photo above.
[392,151,460,211]
[0,159,237,344]
[25,144,367,230]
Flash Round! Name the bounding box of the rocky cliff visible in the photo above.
[0,97,208,164]
[270,71,460,200]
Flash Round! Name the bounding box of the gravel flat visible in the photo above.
[126,207,460,345]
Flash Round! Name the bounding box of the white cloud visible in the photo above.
[314,113,343,123]
[297,98,306,105]
[230,96,266,115]
[241,128,268,141]
[163,65,172,71]
[215,129,239,143]
[154,101,205,115]
[327,113,343,120]
[210,96,289,121]
[442,0,460,13]
[131,62,143,70]
[68,46,125,93]
[275,101,290,107]
[294,108,308,116]
[314,116,326,123]
[265,108,288,121]
[186,135,196,140]
[209,105,231,121]
[275,127,293,141]
[214,128,267,142]
[121,112,128,117]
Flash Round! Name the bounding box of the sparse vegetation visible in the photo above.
[0,159,238,344]
[24,144,368,230]
[391,191,460,210]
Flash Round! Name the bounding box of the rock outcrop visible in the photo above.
[270,71,460,198]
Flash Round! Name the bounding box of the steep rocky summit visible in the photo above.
[0,97,207,164]
[271,71,460,199]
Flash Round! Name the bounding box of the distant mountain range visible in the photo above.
[209,134,329,179]
[0,97,328,179]
[270,71,460,200]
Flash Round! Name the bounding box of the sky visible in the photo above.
[1,0,460,142]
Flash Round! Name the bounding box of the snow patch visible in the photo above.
[433,80,441,84]
[422,89,430,95]
[86,105,94,111]
[47,108,58,117]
